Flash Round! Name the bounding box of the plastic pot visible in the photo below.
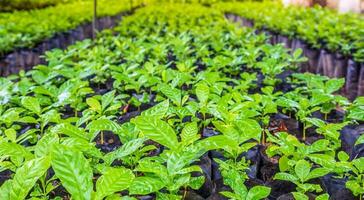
[358,63,364,96]
[277,35,291,49]
[304,46,320,73]
[345,59,360,101]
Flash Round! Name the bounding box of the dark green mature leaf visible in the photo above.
[132,116,178,150]
[51,145,93,200]
[95,167,135,200]
[21,96,41,115]
[4,157,50,200]
[129,177,165,195]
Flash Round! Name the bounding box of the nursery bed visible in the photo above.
[0,10,137,76]
[225,14,364,101]
[0,3,364,200]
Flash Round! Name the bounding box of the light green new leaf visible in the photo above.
[292,192,309,200]
[132,116,178,150]
[52,123,89,141]
[95,167,135,200]
[87,118,121,134]
[129,177,165,195]
[141,100,169,119]
[246,186,271,200]
[86,97,102,113]
[355,134,364,146]
[316,193,329,200]
[104,138,146,165]
[181,122,200,145]
[274,172,298,183]
[51,145,93,200]
[35,132,59,157]
[5,157,50,200]
[159,84,181,106]
[101,91,115,111]
[196,82,210,104]
[307,168,330,180]
[295,160,311,182]
[21,96,41,115]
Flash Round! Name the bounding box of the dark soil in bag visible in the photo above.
[345,59,360,101]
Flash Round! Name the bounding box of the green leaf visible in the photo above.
[86,118,121,134]
[0,141,34,161]
[129,177,165,195]
[21,96,41,115]
[279,155,290,172]
[274,172,298,183]
[132,116,178,150]
[101,91,115,111]
[346,180,364,196]
[95,167,135,200]
[355,134,364,146]
[35,132,59,157]
[292,192,309,200]
[181,122,200,145]
[141,100,169,119]
[307,168,330,180]
[86,97,102,112]
[316,193,329,200]
[235,119,262,142]
[52,123,89,141]
[338,151,350,161]
[159,84,181,106]
[326,78,345,94]
[104,138,146,165]
[5,157,50,200]
[189,176,205,190]
[246,186,271,200]
[51,145,93,200]
[196,82,210,104]
[4,128,16,142]
[295,160,311,182]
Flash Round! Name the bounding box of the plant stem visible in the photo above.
[261,128,266,145]
[303,123,306,141]
[324,113,328,121]
[101,131,104,145]
[183,187,187,200]
[74,109,78,117]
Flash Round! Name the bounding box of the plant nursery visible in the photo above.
[0,0,364,199]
